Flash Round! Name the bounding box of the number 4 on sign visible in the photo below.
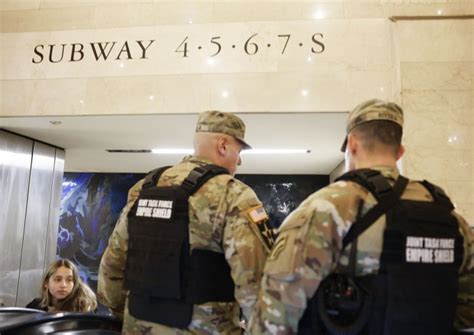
[176,37,189,57]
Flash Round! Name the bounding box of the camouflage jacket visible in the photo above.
[248,166,474,334]
[98,156,272,335]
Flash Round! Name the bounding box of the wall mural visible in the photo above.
[58,172,328,291]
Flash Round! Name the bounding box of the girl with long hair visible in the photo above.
[26,258,97,313]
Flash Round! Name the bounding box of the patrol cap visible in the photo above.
[341,99,404,152]
[195,110,252,149]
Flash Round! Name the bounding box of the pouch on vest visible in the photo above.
[125,164,235,329]
[299,169,464,335]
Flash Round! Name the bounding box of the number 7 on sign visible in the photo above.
[278,34,291,54]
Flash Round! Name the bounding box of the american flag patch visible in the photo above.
[246,205,268,223]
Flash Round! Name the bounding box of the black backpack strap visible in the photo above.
[181,164,229,196]
[342,173,409,250]
[142,166,172,189]
[421,180,454,211]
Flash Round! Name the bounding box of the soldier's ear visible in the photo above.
[347,133,358,154]
[396,144,405,160]
[216,136,228,157]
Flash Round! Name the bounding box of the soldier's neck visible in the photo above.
[354,156,398,170]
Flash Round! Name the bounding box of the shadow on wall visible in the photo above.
[58,172,329,292]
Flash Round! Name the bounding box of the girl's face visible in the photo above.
[46,266,74,302]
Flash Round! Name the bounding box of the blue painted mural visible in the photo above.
[58,172,328,291]
[58,173,144,289]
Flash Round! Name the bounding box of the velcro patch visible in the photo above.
[246,205,269,223]
[246,205,275,252]
[136,198,174,219]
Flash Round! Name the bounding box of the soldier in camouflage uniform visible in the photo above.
[98,111,274,334]
[249,99,474,334]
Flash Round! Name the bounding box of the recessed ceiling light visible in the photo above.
[162,149,312,155]
[106,149,152,153]
[111,148,313,155]
[242,149,311,154]
[152,148,194,154]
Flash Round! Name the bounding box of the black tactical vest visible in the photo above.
[125,164,236,329]
[298,169,464,335]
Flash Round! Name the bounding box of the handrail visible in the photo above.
[0,307,46,314]
[0,311,122,334]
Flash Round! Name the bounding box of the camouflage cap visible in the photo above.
[195,110,252,149]
[341,99,404,152]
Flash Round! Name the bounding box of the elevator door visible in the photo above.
[0,130,64,307]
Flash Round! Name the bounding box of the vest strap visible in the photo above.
[337,169,393,201]
[421,180,454,210]
[142,164,229,194]
[142,166,171,189]
[339,170,409,250]
[181,164,229,196]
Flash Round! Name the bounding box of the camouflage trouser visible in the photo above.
[121,299,243,335]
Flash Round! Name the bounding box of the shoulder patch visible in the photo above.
[246,205,269,223]
[268,235,287,261]
[245,205,275,253]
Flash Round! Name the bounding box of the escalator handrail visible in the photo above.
[0,307,46,314]
[0,311,121,331]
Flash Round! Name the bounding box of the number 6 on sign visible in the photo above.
[244,33,259,55]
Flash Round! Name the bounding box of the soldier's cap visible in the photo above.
[195,111,252,149]
[341,99,404,152]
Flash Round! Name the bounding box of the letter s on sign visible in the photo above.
[311,33,325,54]
[32,44,44,64]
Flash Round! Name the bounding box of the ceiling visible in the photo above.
[0,112,347,175]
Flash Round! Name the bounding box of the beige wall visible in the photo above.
[0,1,472,30]
[397,18,473,224]
[0,0,472,222]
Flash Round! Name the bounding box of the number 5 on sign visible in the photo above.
[176,37,189,57]
[210,36,222,57]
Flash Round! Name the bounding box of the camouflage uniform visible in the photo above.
[248,166,474,334]
[248,100,474,334]
[98,111,272,335]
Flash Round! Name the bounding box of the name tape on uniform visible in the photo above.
[405,236,455,264]
[136,199,173,219]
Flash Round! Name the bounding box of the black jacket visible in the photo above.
[25,298,48,311]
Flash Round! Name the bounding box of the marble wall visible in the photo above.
[0,1,472,222]
[0,18,396,117]
[397,18,473,224]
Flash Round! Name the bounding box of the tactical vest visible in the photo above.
[298,169,464,335]
[125,164,235,329]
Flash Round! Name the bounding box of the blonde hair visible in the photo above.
[39,259,97,312]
